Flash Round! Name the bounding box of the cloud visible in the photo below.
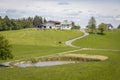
[88,10,97,13]
[0,0,119,28]
[0,8,28,18]
[25,5,30,8]
[116,15,120,17]
[78,11,82,13]
[115,18,120,21]
[58,2,69,5]
[115,15,120,21]
[0,8,6,14]
[65,11,80,17]
[63,9,72,11]
[65,12,79,16]
[6,9,17,13]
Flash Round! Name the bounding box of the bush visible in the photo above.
[0,34,13,60]
[71,25,80,29]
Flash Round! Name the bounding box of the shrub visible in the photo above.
[0,34,13,60]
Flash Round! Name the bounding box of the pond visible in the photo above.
[14,61,75,68]
[1,53,107,68]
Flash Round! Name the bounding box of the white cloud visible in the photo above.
[58,2,69,5]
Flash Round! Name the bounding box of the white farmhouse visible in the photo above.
[44,20,61,29]
[60,20,72,30]
[42,20,73,30]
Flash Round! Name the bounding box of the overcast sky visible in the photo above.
[0,0,120,27]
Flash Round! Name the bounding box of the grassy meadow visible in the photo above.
[0,28,82,60]
[73,29,120,49]
[0,50,119,80]
[0,29,120,80]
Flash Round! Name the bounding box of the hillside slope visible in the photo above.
[0,28,82,60]
[73,29,120,49]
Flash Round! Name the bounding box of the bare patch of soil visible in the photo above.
[62,53,108,61]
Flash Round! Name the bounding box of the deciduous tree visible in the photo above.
[98,23,107,34]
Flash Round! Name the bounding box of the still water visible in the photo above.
[16,61,74,67]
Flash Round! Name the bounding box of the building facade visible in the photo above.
[60,20,72,30]
[44,20,61,29]
[37,20,73,30]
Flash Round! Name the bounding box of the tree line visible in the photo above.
[0,15,46,31]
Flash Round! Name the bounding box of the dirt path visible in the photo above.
[65,29,120,52]
[57,48,120,55]
[65,29,89,48]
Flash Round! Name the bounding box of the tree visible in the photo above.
[72,21,75,27]
[0,15,46,31]
[33,15,43,27]
[71,25,80,29]
[10,19,17,30]
[0,16,2,31]
[87,16,96,33]
[0,34,13,60]
[71,21,80,29]
[20,18,33,28]
[26,17,33,28]
[1,22,8,31]
[4,15,12,30]
[98,23,107,34]
[0,16,2,20]
[117,24,120,29]
[43,17,47,23]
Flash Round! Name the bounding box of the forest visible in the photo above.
[0,15,46,31]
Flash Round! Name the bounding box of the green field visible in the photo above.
[73,29,120,49]
[0,51,119,80]
[0,29,120,80]
[0,28,82,60]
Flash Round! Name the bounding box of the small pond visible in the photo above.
[1,53,107,68]
[14,61,75,68]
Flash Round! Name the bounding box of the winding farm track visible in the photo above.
[65,29,89,48]
[65,29,120,52]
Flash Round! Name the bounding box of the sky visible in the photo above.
[0,0,120,28]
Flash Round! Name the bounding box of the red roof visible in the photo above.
[48,20,60,24]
